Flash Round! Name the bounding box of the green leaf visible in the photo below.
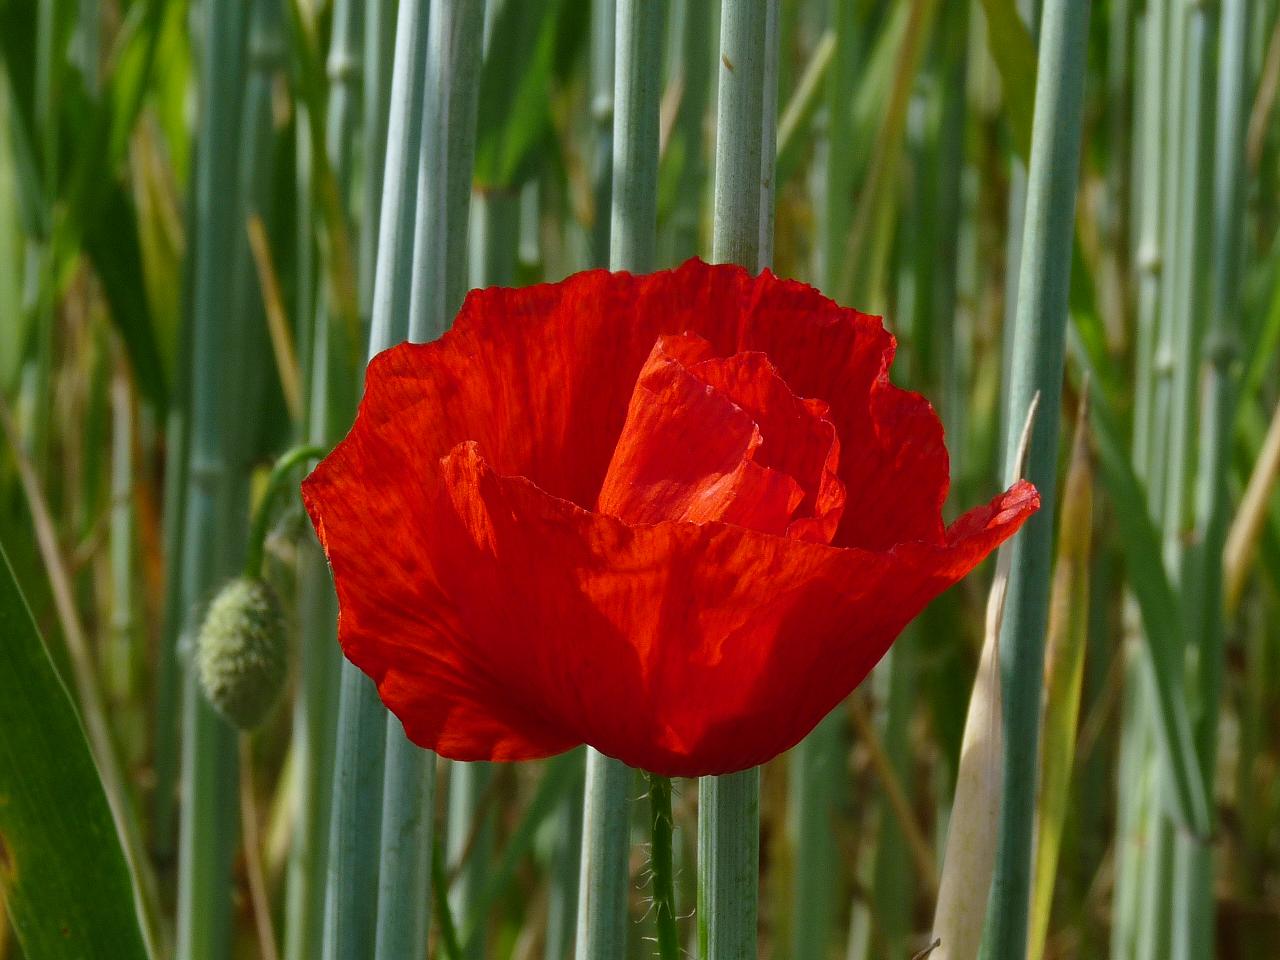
[473,0,564,190]
[82,187,171,411]
[0,540,150,960]
[977,0,1037,160]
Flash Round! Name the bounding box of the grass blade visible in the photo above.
[0,540,151,960]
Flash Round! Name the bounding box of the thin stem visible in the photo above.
[446,762,493,958]
[699,3,776,956]
[378,3,485,957]
[176,0,257,951]
[987,0,1091,955]
[243,444,326,579]
[405,0,486,343]
[698,770,760,960]
[646,773,680,960]
[360,0,397,319]
[588,0,616,268]
[609,0,666,272]
[574,751,634,959]
[1177,2,1251,957]
[369,0,433,352]
[573,3,664,956]
[710,0,768,271]
[321,1,431,956]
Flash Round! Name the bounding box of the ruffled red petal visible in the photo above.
[598,333,842,538]
[301,259,1039,773]
[333,259,946,549]
[412,444,1036,775]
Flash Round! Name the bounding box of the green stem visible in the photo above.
[360,0,397,319]
[609,0,665,273]
[646,773,680,960]
[377,4,485,958]
[588,0,615,268]
[700,3,775,956]
[369,0,433,351]
[787,711,843,960]
[243,444,326,580]
[698,770,760,960]
[446,762,493,958]
[296,0,366,956]
[573,3,665,955]
[405,0,485,343]
[1176,2,1251,957]
[987,0,1091,955]
[319,1,430,957]
[574,751,634,959]
[544,750,585,960]
[175,0,255,951]
[710,0,768,272]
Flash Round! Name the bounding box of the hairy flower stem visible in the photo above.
[646,773,680,960]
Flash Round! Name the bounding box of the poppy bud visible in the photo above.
[197,577,286,730]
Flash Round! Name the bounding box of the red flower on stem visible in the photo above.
[303,259,1038,776]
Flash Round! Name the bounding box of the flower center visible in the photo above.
[596,333,845,542]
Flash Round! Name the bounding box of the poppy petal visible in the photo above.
[407,443,1038,776]
[338,260,947,549]
[597,334,806,535]
[301,429,577,762]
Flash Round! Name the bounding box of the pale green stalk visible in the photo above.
[757,0,779,267]
[608,0,665,273]
[360,0,397,317]
[320,0,428,954]
[789,10,858,956]
[447,761,493,959]
[290,0,365,956]
[1166,5,1218,959]
[405,0,485,342]
[574,3,664,957]
[1113,4,1168,953]
[786,712,842,960]
[710,0,768,272]
[700,2,774,957]
[449,19,517,950]
[375,4,485,958]
[368,0,432,353]
[174,0,254,953]
[986,0,1090,956]
[1177,2,1251,956]
[589,0,616,267]
[543,751,585,960]
[998,0,1042,451]
[575,753,633,960]
[664,0,712,261]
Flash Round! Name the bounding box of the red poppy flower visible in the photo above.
[302,259,1037,776]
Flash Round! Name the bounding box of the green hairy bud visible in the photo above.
[197,577,287,730]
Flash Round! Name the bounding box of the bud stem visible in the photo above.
[646,772,680,960]
[244,444,327,580]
